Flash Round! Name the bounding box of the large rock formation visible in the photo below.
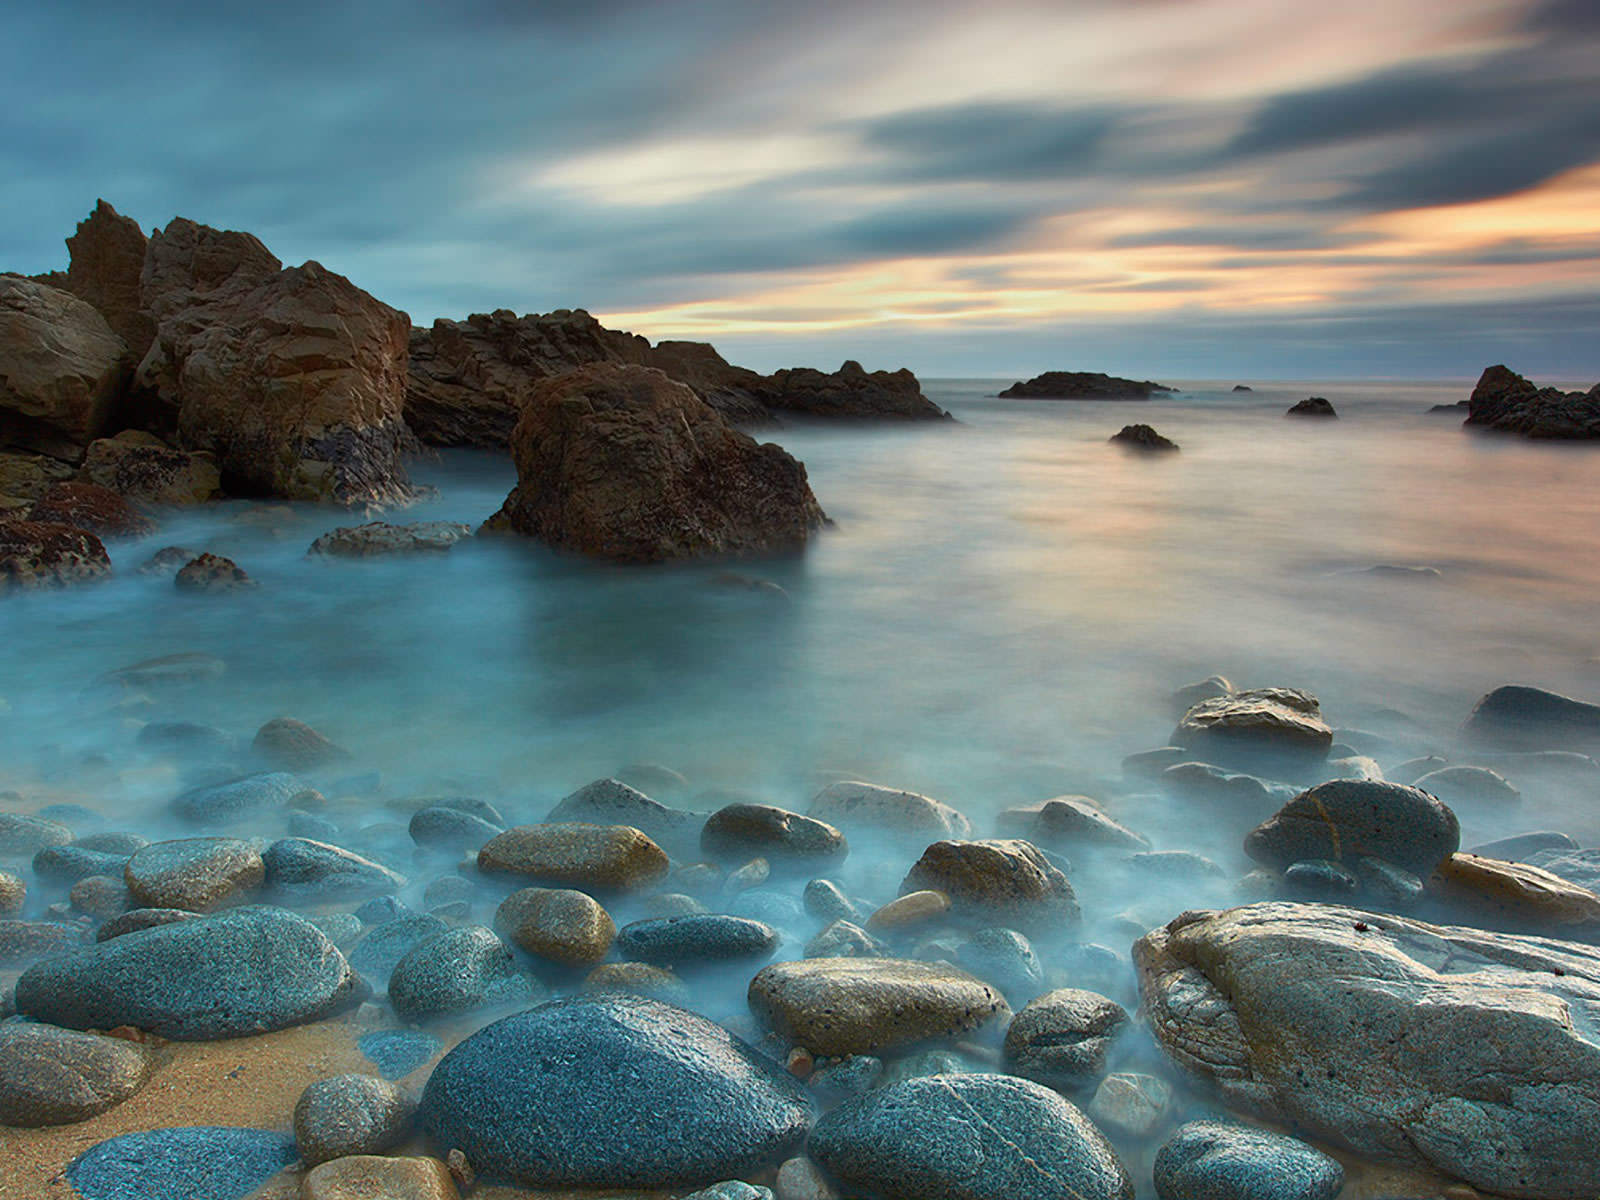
[1466,365,1599,439]
[754,360,947,420]
[999,371,1173,400]
[1135,902,1600,1199]
[0,276,130,460]
[484,363,827,562]
[137,217,414,505]
[62,200,156,361]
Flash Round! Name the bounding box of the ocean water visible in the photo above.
[4,377,1599,947]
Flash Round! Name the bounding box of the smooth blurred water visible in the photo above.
[4,378,1599,880]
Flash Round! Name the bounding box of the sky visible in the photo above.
[4,0,1598,379]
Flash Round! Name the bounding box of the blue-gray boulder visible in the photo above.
[1464,685,1600,752]
[1244,780,1459,878]
[810,1073,1132,1200]
[418,993,812,1187]
[349,913,449,983]
[14,905,365,1039]
[614,914,779,967]
[171,772,316,825]
[1154,1121,1343,1200]
[262,837,404,899]
[388,925,541,1023]
[65,1126,297,1200]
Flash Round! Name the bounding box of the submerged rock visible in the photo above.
[0,1022,154,1126]
[64,1127,297,1200]
[807,780,972,842]
[544,777,703,860]
[26,480,154,536]
[262,837,405,899]
[418,993,812,1187]
[0,519,111,592]
[1135,901,1600,1197]
[810,1073,1133,1200]
[174,551,256,592]
[1110,423,1179,451]
[995,795,1148,851]
[308,520,473,557]
[252,716,348,771]
[1463,684,1600,752]
[1153,1121,1344,1200]
[615,914,779,967]
[483,363,827,562]
[900,838,1079,933]
[701,803,847,867]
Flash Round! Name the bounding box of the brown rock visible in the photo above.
[494,886,616,965]
[79,433,220,505]
[26,480,154,536]
[138,216,414,504]
[68,875,130,919]
[865,890,951,932]
[1433,852,1600,936]
[174,552,256,592]
[900,839,1080,934]
[1466,364,1599,439]
[62,200,156,360]
[0,1021,154,1126]
[0,450,74,501]
[0,520,111,592]
[582,961,691,1004]
[477,823,670,891]
[253,717,348,771]
[753,360,947,420]
[748,957,1008,1056]
[124,838,265,912]
[484,364,827,562]
[0,276,130,459]
[300,1155,460,1200]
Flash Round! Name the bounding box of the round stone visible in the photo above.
[294,1072,417,1166]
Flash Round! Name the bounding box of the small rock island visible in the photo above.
[998,371,1174,400]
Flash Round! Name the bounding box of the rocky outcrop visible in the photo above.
[0,276,130,460]
[79,431,221,505]
[1109,423,1178,451]
[483,364,827,562]
[1287,397,1337,418]
[1466,365,1599,439]
[1172,687,1333,770]
[137,217,414,504]
[999,371,1173,400]
[1136,902,1600,1199]
[62,200,156,361]
[754,360,946,420]
[26,480,154,536]
[0,520,111,592]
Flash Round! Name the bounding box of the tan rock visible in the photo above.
[138,217,413,505]
[865,890,950,932]
[1433,852,1600,935]
[79,433,220,505]
[495,887,616,965]
[1,276,130,458]
[0,450,74,501]
[477,823,669,891]
[300,1154,459,1200]
[900,839,1079,934]
[253,717,348,771]
[482,363,826,562]
[124,838,265,912]
[748,957,1007,1057]
[807,780,972,842]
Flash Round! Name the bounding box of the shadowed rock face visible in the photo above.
[1135,902,1600,1199]
[753,360,947,420]
[1466,364,1599,439]
[484,363,827,562]
[999,371,1173,400]
[63,200,156,361]
[137,217,414,505]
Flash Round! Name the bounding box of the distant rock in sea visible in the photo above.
[1109,424,1179,452]
[1465,364,1599,439]
[1231,384,1253,392]
[998,372,1173,400]
[1286,397,1337,418]
[1429,400,1469,413]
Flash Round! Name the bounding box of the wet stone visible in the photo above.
[294,1072,417,1166]
[388,925,542,1023]
[262,837,405,899]
[123,837,264,911]
[348,913,449,983]
[1004,988,1129,1092]
[1153,1120,1344,1200]
[357,1029,442,1080]
[0,1021,154,1126]
[64,1126,297,1200]
[616,913,780,967]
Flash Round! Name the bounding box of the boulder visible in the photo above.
[61,200,156,359]
[78,432,220,504]
[482,363,826,562]
[1135,901,1600,1198]
[174,551,256,591]
[0,275,129,459]
[748,957,1006,1056]
[809,1074,1133,1200]
[294,1073,416,1166]
[1109,423,1179,451]
[0,1021,154,1126]
[1432,852,1600,937]
[701,803,847,867]
[0,519,111,592]
[418,993,812,1187]
[1171,687,1333,768]
[388,925,541,1023]
[493,886,615,965]
[172,771,315,825]
[807,780,972,842]
[545,777,704,860]
[137,216,414,504]
[1003,988,1129,1091]
[64,1127,298,1199]
[1463,685,1600,752]
[1465,364,1599,439]
[262,837,404,899]
[999,371,1172,400]
[477,822,670,891]
[1287,397,1337,418]
[995,796,1148,851]
[252,716,348,770]
[26,480,153,535]
[123,837,264,911]
[308,520,473,557]
[409,803,504,853]
[1243,779,1461,878]
[15,905,364,1039]
[615,914,779,967]
[752,360,946,420]
[1153,1121,1344,1200]
[302,1155,461,1200]
[900,838,1079,933]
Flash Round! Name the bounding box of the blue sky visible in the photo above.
[5,0,1598,378]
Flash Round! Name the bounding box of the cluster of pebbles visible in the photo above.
[4,667,1600,1200]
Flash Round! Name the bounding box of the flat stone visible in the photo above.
[0,1022,154,1126]
[865,890,951,932]
[15,905,364,1039]
[308,520,473,557]
[477,823,669,891]
[810,1073,1133,1200]
[294,1073,416,1166]
[1171,687,1333,769]
[748,957,1007,1056]
[124,837,264,911]
[1413,765,1520,807]
[65,1126,296,1200]
[1153,1120,1344,1200]
[1432,852,1600,936]
[418,993,813,1187]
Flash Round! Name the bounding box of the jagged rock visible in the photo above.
[0,449,74,500]
[0,275,130,459]
[137,216,414,504]
[483,364,826,562]
[1135,902,1600,1198]
[308,520,472,557]
[62,200,156,359]
[1465,364,1599,439]
[0,520,111,592]
[753,360,946,420]
[78,432,220,505]
[1287,397,1337,418]
[26,480,153,535]
[1172,687,1333,769]
[174,551,256,591]
[999,371,1172,400]
[1109,424,1179,451]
